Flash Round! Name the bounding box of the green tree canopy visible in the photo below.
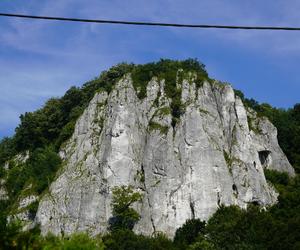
[109,185,143,231]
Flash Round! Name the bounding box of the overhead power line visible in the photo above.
[1,12,300,31]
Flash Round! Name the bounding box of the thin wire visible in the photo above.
[1,12,300,31]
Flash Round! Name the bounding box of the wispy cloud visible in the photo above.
[0,0,300,138]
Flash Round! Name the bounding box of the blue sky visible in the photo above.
[0,0,300,138]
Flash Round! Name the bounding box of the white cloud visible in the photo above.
[1,0,300,137]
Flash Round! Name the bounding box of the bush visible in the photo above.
[103,230,175,250]
[109,186,143,231]
[131,59,208,127]
[174,219,206,249]
[5,146,61,200]
[60,233,105,250]
[0,137,16,166]
[0,201,22,250]
[206,205,244,249]
[187,237,215,250]
[264,169,289,186]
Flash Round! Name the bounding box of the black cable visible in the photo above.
[1,12,300,31]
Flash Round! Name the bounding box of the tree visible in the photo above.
[5,146,61,199]
[206,205,244,249]
[0,137,16,166]
[0,201,22,249]
[174,219,206,249]
[102,230,176,250]
[109,185,143,231]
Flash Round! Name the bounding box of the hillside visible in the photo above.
[0,59,300,249]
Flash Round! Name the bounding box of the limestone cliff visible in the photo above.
[35,74,294,237]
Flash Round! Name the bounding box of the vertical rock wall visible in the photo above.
[36,74,294,237]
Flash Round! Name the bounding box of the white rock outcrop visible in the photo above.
[36,75,294,237]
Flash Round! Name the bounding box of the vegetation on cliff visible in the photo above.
[108,185,143,231]
[1,170,300,249]
[0,59,299,249]
[0,59,208,208]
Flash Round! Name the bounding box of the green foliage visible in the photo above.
[55,120,77,149]
[39,233,105,250]
[27,147,61,194]
[233,89,245,100]
[247,116,262,134]
[5,161,26,199]
[170,88,184,128]
[223,150,241,173]
[270,174,300,221]
[0,165,4,178]
[13,226,42,250]
[103,230,176,250]
[156,107,172,116]
[134,170,145,183]
[264,169,289,186]
[130,59,208,127]
[6,230,105,250]
[206,205,276,250]
[5,146,61,200]
[174,219,206,250]
[205,172,300,250]
[0,201,22,250]
[109,185,143,231]
[0,137,16,167]
[148,121,169,134]
[28,200,39,218]
[223,150,232,166]
[1,171,300,249]
[187,236,215,250]
[10,63,134,155]
[206,205,243,249]
[131,58,208,99]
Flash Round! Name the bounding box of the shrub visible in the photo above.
[264,169,289,186]
[5,146,61,200]
[174,219,206,249]
[103,230,176,250]
[109,186,143,231]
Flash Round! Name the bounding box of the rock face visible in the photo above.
[36,74,294,237]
